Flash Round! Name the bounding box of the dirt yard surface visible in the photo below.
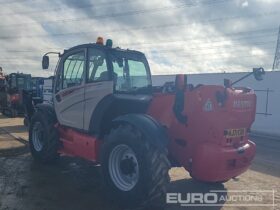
[0,114,279,210]
[0,114,28,140]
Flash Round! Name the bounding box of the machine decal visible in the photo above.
[203,99,213,112]
[61,86,83,97]
[233,100,252,109]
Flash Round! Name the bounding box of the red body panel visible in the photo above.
[191,141,256,181]
[55,84,257,182]
[148,85,257,182]
[57,125,100,162]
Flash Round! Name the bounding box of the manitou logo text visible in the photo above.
[233,100,252,109]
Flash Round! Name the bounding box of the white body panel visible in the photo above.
[54,85,85,129]
[84,81,113,131]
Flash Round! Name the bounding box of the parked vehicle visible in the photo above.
[31,77,44,104]
[23,76,55,127]
[2,73,32,117]
[29,38,264,208]
[0,69,7,112]
[42,76,54,103]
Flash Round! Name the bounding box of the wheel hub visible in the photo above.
[108,144,139,191]
[120,156,137,176]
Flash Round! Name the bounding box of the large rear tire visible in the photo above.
[29,110,60,163]
[101,124,170,208]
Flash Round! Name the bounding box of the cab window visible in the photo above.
[88,48,108,83]
[62,51,85,89]
[110,51,151,93]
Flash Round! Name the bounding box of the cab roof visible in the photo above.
[64,43,145,56]
[9,73,31,76]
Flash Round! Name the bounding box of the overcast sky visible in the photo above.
[0,0,279,76]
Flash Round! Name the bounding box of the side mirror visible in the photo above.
[253,67,265,81]
[42,55,49,70]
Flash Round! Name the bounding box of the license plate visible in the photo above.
[224,128,246,138]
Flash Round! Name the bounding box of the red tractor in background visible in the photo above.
[29,38,264,208]
[1,73,32,117]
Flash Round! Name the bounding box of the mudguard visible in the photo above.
[112,114,168,149]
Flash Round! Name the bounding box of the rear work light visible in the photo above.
[96,37,104,45]
[106,39,113,47]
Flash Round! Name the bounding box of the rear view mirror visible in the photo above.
[228,67,265,87]
[42,55,49,70]
[253,67,265,81]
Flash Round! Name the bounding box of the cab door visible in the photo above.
[83,47,113,131]
[54,48,86,129]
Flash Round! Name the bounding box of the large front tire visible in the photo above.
[101,124,170,208]
[29,110,60,163]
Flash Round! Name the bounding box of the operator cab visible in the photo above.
[43,38,152,132]
[43,39,152,95]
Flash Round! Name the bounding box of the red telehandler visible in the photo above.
[29,38,264,208]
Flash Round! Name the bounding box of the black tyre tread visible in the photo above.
[146,147,170,205]
[102,124,170,208]
[29,110,59,163]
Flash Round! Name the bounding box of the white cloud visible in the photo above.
[241,1,249,8]
[251,47,265,56]
[0,0,279,77]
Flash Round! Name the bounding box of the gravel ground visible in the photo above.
[0,115,279,210]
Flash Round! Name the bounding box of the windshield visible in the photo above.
[109,50,152,94]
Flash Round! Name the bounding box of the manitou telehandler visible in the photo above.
[29,38,264,208]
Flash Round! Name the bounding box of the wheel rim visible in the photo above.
[32,122,44,152]
[108,144,139,191]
